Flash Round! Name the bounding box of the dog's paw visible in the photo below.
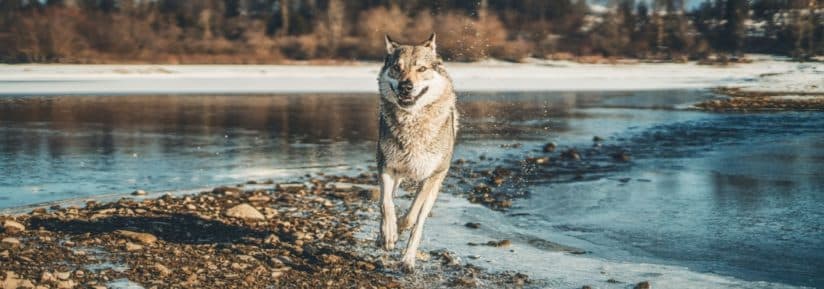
[400,255,416,273]
[397,216,413,233]
[379,221,398,250]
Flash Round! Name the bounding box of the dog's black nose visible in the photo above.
[398,80,413,94]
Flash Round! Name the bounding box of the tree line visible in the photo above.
[0,0,820,63]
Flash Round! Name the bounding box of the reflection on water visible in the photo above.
[1,91,822,287]
[2,91,660,206]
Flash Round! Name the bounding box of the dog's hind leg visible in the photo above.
[378,172,401,250]
[400,169,448,272]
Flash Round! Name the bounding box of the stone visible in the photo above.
[54,271,71,280]
[225,204,265,221]
[262,207,278,219]
[275,183,306,192]
[212,186,242,196]
[131,190,147,196]
[264,234,280,244]
[248,195,271,203]
[2,220,25,233]
[543,142,557,152]
[1,237,20,249]
[634,281,651,289]
[154,264,172,276]
[56,279,76,289]
[415,251,430,261]
[124,242,143,251]
[115,230,157,245]
[464,222,481,229]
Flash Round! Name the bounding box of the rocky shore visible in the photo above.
[694,87,824,111]
[0,175,537,289]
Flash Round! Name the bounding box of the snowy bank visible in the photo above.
[0,56,819,95]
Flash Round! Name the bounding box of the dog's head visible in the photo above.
[379,33,449,110]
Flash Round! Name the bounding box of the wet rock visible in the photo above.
[2,220,25,233]
[416,251,430,261]
[593,136,604,142]
[452,275,477,287]
[611,151,631,162]
[561,149,581,160]
[529,156,550,165]
[1,237,20,249]
[2,271,34,289]
[124,242,143,251]
[634,281,651,289]
[115,230,158,245]
[275,183,306,192]
[464,222,481,229]
[131,190,147,196]
[225,204,265,221]
[485,240,512,248]
[543,142,557,152]
[56,279,77,289]
[247,195,271,203]
[212,186,242,196]
[264,234,280,244]
[582,286,593,289]
[54,271,71,281]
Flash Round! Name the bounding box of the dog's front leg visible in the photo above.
[400,169,448,272]
[379,172,401,250]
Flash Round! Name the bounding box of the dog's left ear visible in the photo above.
[421,33,436,53]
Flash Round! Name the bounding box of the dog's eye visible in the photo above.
[392,64,401,71]
[417,66,427,72]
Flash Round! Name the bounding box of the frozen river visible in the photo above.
[0,90,822,288]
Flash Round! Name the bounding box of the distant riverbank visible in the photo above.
[1,55,819,96]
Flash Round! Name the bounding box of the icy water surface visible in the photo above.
[1,91,822,287]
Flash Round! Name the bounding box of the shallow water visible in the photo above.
[0,91,822,287]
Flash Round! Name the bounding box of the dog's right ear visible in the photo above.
[385,35,400,54]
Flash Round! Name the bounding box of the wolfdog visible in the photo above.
[376,33,458,272]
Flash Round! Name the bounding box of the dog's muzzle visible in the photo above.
[395,80,428,106]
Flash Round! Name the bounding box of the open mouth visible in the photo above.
[397,86,429,106]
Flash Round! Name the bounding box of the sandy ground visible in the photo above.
[0,55,819,95]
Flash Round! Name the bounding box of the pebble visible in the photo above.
[2,220,25,233]
[1,237,20,249]
[225,204,266,220]
[248,195,271,203]
[131,190,147,196]
[464,222,481,229]
[543,142,557,152]
[1,271,34,289]
[454,275,477,287]
[212,186,242,196]
[561,148,581,160]
[124,242,143,251]
[634,281,651,289]
[612,151,631,162]
[115,230,158,245]
[275,183,306,192]
[264,234,280,244]
[415,251,430,261]
[57,279,76,289]
[54,271,71,280]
